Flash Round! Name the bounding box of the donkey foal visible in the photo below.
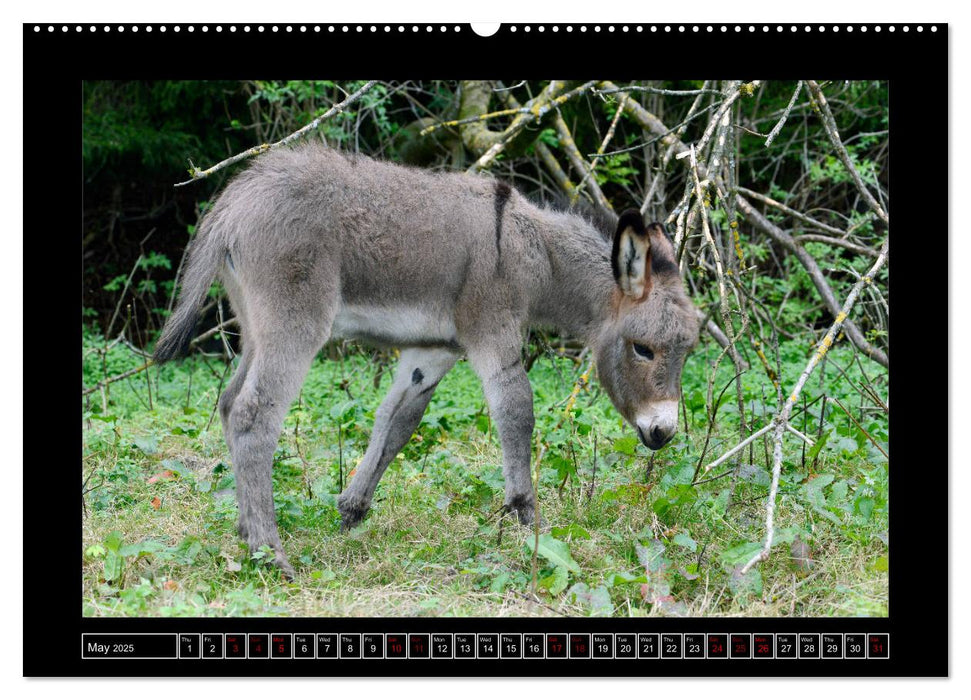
[155,143,699,578]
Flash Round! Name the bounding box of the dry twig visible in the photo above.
[175,81,379,186]
[737,237,889,574]
[806,80,889,226]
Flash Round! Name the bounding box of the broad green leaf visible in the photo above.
[833,436,860,455]
[103,550,125,582]
[489,571,511,594]
[132,435,159,455]
[608,571,647,586]
[855,496,875,520]
[568,583,613,616]
[104,530,124,552]
[769,527,803,547]
[613,436,638,456]
[119,539,166,558]
[673,533,697,552]
[474,414,490,434]
[525,534,580,573]
[539,566,570,596]
[799,473,842,524]
[635,539,669,573]
[797,474,843,525]
[552,523,591,541]
[720,541,763,567]
[729,565,763,598]
[636,539,673,603]
[806,473,836,489]
[161,459,191,478]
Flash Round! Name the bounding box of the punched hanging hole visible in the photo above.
[471,23,500,37]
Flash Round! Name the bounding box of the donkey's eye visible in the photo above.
[633,343,655,361]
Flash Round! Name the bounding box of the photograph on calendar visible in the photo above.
[81,78,890,619]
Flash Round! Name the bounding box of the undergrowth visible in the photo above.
[81,328,889,618]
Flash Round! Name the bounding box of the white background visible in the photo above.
[3,0,964,696]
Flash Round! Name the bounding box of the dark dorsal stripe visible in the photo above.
[494,181,512,263]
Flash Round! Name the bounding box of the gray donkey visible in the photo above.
[155,142,699,577]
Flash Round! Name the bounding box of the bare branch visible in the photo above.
[739,237,889,574]
[573,93,627,202]
[687,144,748,377]
[466,80,571,173]
[692,80,761,157]
[551,112,613,213]
[174,81,379,187]
[597,85,722,97]
[704,424,774,472]
[793,234,879,258]
[736,186,848,237]
[700,312,749,370]
[428,80,593,138]
[805,80,889,226]
[83,361,154,397]
[764,81,803,147]
[735,197,888,367]
[604,82,887,368]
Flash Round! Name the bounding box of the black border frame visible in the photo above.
[25,22,948,677]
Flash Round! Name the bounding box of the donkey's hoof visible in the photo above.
[521,512,550,532]
[273,554,296,581]
[244,537,295,580]
[337,496,369,532]
[262,546,295,580]
[505,500,549,531]
[339,509,367,532]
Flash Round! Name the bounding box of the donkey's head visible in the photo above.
[594,210,700,450]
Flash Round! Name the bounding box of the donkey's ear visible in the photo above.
[611,209,652,300]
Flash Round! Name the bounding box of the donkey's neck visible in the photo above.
[531,211,616,346]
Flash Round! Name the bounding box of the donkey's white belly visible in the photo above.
[331,303,458,346]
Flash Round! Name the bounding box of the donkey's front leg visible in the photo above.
[338,347,458,530]
[469,349,537,525]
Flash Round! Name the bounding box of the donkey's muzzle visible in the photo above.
[636,401,678,450]
[637,424,674,450]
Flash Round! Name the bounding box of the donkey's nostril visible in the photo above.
[637,423,674,450]
[651,426,673,447]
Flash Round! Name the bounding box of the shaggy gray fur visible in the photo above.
[155,143,699,577]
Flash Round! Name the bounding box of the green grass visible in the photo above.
[81,330,889,618]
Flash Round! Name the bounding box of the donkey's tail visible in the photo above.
[153,226,223,363]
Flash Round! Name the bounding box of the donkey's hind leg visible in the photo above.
[218,350,251,456]
[227,343,319,578]
[338,347,458,530]
[225,296,335,578]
